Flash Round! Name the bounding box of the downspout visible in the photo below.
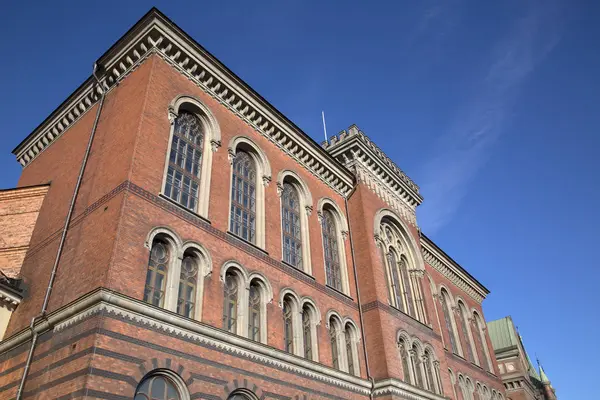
[344,185,375,400]
[15,63,107,400]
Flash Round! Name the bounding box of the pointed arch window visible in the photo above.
[176,252,198,318]
[322,210,342,291]
[283,298,294,353]
[282,183,302,268]
[223,272,239,333]
[230,151,257,243]
[441,290,459,354]
[144,240,170,307]
[248,281,261,341]
[165,111,204,211]
[458,302,476,363]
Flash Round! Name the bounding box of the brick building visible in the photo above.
[0,8,511,400]
[488,317,557,400]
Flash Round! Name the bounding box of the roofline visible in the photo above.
[421,233,490,295]
[0,183,50,193]
[12,8,353,187]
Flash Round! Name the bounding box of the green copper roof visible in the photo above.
[539,364,550,383]
[488,317,519,351]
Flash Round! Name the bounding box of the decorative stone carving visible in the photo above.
[210,139,221,152]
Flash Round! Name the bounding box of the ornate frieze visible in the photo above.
[322,125,422,226]
[12,11,354,196]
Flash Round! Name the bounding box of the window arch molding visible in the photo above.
[163,95,221,219]
[456,297,479,365]
[277,170,314,273]
[177,241,212,320]
[343,318,361,376]
[247,271,273,344]
[135,369,190,400]
[279,288,302,356]
[220,260,249,337]
[472,309,494,372]
[397,331,413,383]
[438,285,464,357]
[300,296,321,361]
[422,343,442,394]
[317,198,350,294]
[373,208,424,271]
[227,136,271,249]
[227,388,260,400]
[326,311,344,371]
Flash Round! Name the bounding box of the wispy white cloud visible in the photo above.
[418,0,564,233]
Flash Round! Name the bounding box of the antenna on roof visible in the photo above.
[322,111,328,142]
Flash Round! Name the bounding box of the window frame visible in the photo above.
[317,198,350,295]
[134,370,189,400]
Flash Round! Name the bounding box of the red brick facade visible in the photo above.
[0,8,506,400]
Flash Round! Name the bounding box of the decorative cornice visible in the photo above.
[421,237,489,304]
[12,10,354,196]
[323,125,423,215]
[0,289,371,395]
[373,378,446,400]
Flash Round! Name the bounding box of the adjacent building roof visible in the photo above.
[488,316,519,351]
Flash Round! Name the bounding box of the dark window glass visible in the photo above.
[322,210,342,291]
[302,307,312,360]
[283,299,294,353]
[176,254,198,318]
[412,344,424,389]
[330,323,339,369]
[248,282,261,341]
[144,241,169,307]
[388,251,404,311]
[459,304,475,363]
[399,339,411,383]
[134,375,180,400]
[399,256,415,317]
[282,183,302,268]
[223,273,238,333]
[345,328,355,375]
[230,151,256,243]
[165,111,203,211]
[424,352,436,392]
[441,291,459,354]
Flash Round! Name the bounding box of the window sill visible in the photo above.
[281,261,316,280]
[226,231,269,255]
[325,285,354,301]
[158,193,212,225]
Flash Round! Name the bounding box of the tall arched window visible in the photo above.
[283,297,294,353]
[458,301,476,364]
[398,337,411,383]
[228,389,258,400]
[135,373,183,400]
[441,289,459,355]
[322,209,342,291]
[378,219,425,322]
[176,251,198,318]
[223,272,239,333]
[473,312,493,372]
[164,111,204,211]
[411,344,424,389]
[329,316,341,370]
[424,350,435,393]
[302,306,313,360]
[144,240,170,307]
[344,322,360,376]
[230,151,257,243]
[345,330,355,375]
[248,281,261,341]
[281,183,302,268]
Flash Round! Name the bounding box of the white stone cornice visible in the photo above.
[421,237,489,303]
[12,11,354,196]
[373,378,447,400]
[323,125,422,221]
[0,289,370,395]
[0,287,21,310]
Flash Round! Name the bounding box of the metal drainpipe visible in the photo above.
[15,63,106,400]
[344,185,375,400]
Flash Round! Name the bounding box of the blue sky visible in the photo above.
[1,1,597,397]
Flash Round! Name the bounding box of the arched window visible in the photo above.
[230,151,257,243]
[440,289,460,355]
[322,209,342,291]
[423,349,437,393]
[135,373,184,400]
[223,272,239,333]
[473,312,493,372]
[378,218,426,322]
[398,337,411,383]
[164,111,204,212]
[176,251,198,318]
[227,389,258,400]
[449,369,458,400]
[248,281,261,341]
[283,297,294,353]
[302,307,312,359]
[144,240,170,307]
[458,301,477,364]
[281,183,302,268]
[411,344,424,389]
[344,322,360,376]
[329,316,342,370]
